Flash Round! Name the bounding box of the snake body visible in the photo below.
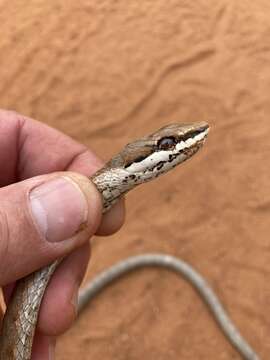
[0,122,259,359]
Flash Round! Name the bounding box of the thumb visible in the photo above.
[0,172,102,286]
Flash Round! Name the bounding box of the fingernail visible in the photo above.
[30,177,88,242]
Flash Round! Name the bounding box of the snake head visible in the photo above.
[93,122,209,211]
[113,121,209,181]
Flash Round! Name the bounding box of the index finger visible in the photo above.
[0,110,102,184]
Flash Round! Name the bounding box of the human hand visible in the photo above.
[0,110,125,359]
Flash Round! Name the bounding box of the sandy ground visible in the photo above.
[0,1,270,359]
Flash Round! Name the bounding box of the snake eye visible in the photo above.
[157,137,176,150]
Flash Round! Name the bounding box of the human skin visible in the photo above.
[0,110,125,360]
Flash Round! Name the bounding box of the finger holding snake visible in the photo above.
[0,110,125,359]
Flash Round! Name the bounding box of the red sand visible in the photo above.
[0,1,269,359]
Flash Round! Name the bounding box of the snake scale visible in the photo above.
[0,122,259,359]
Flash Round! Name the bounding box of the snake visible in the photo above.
[0,122,259,360]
